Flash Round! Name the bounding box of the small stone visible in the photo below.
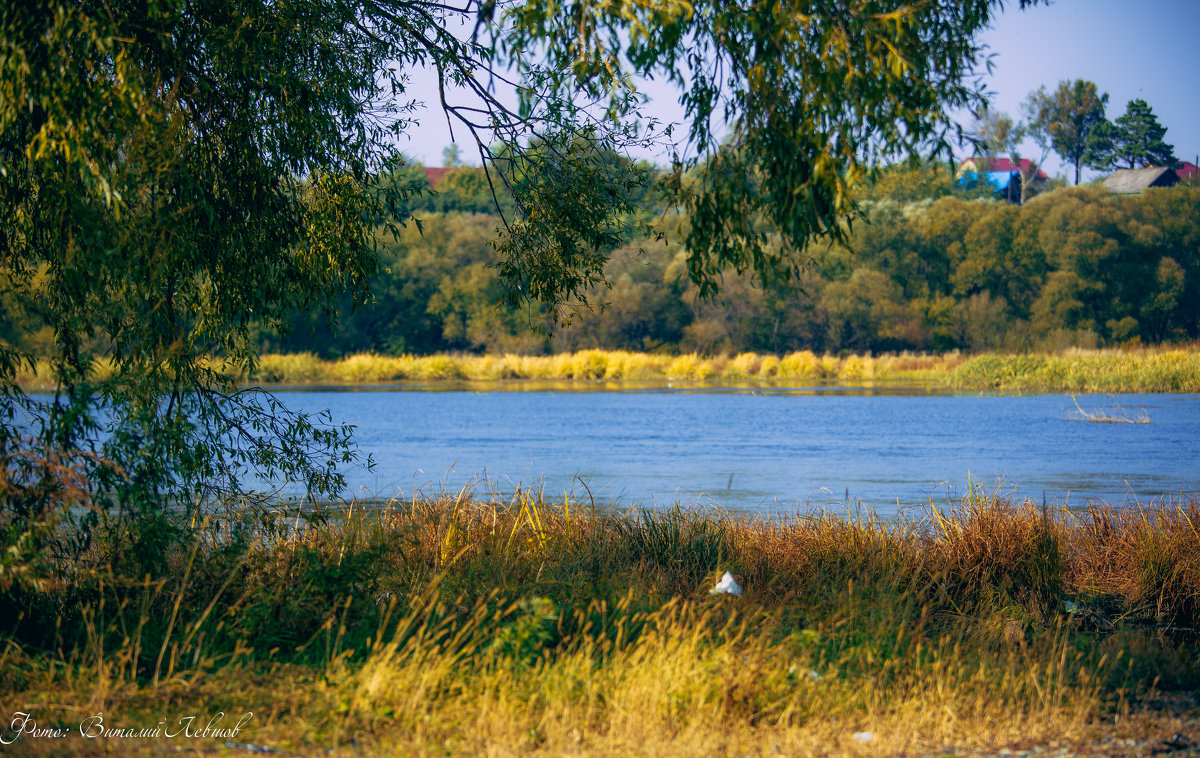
[710,571,743,596]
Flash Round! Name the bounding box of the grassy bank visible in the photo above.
[947,349,1200,393]
[10,349,948,391]
[3,492,1199,755]
[14,347,1200,392]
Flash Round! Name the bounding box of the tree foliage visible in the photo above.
[1110,99,1177,170]
[1,0,1048,580]
[1023,80,1108,185]
[1,0,437,571]
[260,184,1200,359]
[504,0,1044,300]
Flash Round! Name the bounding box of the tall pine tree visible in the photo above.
[1112,99,1177,169]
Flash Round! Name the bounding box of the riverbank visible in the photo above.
[250,347,1200,392]
[2,493,1197,755]
[13,346,1200,394]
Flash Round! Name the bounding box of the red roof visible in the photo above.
[422,166,488,187]
[974,157,1049,180]
[423,166,454,187]
[1176,161,1199,181]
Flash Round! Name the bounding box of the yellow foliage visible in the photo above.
[725,352,762,377]
[778,350,820,379]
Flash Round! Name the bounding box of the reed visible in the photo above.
[231,349,971,388]
[12,347,1200,394]
[17,347,1200,392]
[3,491,1197,755]
[777,349,823,378]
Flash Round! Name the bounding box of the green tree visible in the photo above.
[852,201,941,299]
[554,239,690,352]
[1,0,1047,577]
[1082,118,1120,172]
[1024,80,1109,185]
[1111,99,1177,169]
[1129,187,1200,341]
[506,0,1046,303]
[1140,257,1186,342]
[820,268,923,351]
[858,159,961,204]
[1,0,425,572]
[272,213,514,356]
[953,204,1019,299]
[974,108,1023,157]
[1032,187,1138,341]
[435,168,513,215]
[442,143,466,167]
[912,197,981,284]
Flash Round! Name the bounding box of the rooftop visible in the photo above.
[1101,167,1179,193]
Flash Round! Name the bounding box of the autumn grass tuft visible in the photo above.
[3,491,1199,754]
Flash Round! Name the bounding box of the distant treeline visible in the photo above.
[3,166,1198,358]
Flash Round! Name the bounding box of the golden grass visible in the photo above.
[236,349,963,387]
[3,492,1198,755]
[15,347,1200,393]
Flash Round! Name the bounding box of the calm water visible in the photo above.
[275,387,1200,515]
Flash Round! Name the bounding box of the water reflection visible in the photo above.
[273,379,943,397]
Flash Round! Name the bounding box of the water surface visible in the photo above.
[277,386,1200,515]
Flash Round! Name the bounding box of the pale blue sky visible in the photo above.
[978,0,1199,179]
[399,1,1199,177]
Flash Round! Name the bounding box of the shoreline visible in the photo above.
[13,346,1200,394]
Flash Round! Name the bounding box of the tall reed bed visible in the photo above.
[17,348,1200,392]
[240,349,965,387]
[3,492,1197,754]
[246,347,1198,391]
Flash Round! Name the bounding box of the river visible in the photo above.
[272,385,1200,515]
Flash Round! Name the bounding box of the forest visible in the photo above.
[5,159,1198,365]
[202,162,1200,359]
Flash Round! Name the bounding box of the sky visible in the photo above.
[976,0,1200,179]
[398,0,1200,179]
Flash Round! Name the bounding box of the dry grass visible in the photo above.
[237,346,1199,392]
[16,347,1199,393]
[244,350,964,387]
[2,491,1198,755]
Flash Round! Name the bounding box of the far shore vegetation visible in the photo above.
[16,346,1200,394]
[5,185,1200,372]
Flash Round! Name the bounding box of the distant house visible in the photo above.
[956,157,1049,203]
[422,166,490,188]
[957,157,1050,181]
[1102,166,1179,193]
[1176,161,1199,184]
[423,166,455,187]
